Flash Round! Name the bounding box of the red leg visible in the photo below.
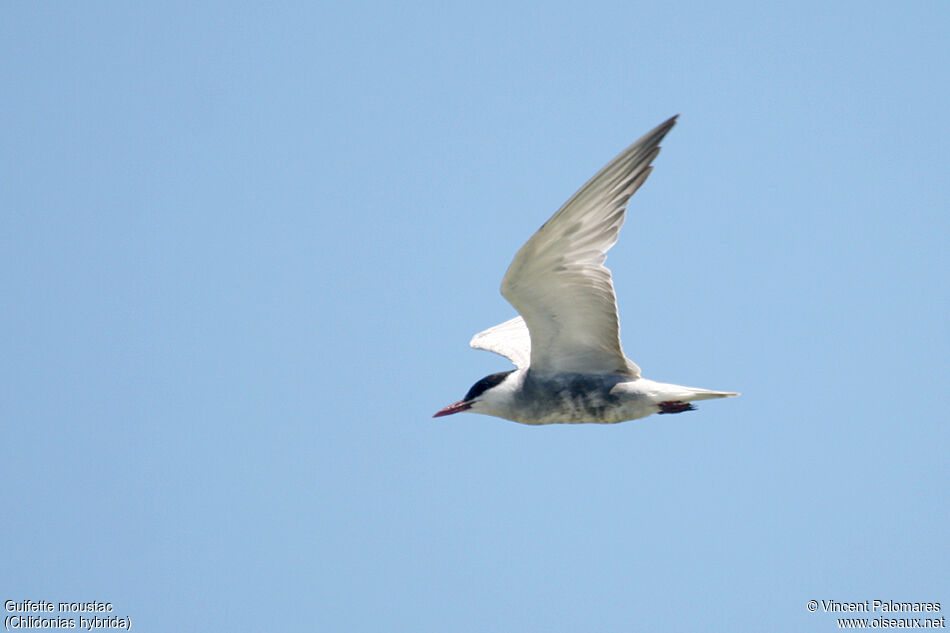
[658,401,695,414]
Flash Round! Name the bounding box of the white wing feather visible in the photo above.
[500,116,678,376]
[469,316,531,369]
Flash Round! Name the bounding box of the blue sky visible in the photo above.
[2,2,947,631]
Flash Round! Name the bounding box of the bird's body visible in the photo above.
[435,116,738,425]
[457,369,734,425]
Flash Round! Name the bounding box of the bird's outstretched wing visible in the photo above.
[500,116,677,376]
[469,316,530,369]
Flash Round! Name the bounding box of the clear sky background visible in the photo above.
[2,2,948,631]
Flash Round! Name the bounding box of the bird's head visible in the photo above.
[433,370,515,418]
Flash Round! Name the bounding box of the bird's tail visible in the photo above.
[677,386,740,402]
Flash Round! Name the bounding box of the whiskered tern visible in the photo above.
[435,116,738,424]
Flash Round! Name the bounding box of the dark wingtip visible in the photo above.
[647,115,679,145]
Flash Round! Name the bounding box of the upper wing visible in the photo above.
[500,116,677,376]
[469,316,531,369]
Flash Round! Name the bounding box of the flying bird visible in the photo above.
[435,116,738,424]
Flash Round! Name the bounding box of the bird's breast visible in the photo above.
[513,373,649,425]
